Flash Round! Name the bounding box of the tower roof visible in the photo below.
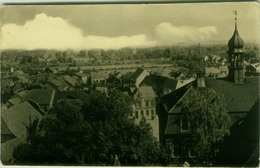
[227,11,245,54]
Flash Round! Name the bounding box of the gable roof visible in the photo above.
[75,72,87,78]
[24,88,55,105]
[2,101,42,138]
[206,78,259,112]
[1,118,13,135]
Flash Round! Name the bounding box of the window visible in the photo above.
[146,110,149,115]
[151,109,154,116]
[146,100,149,107]
[135,111,138,118]
[141,110,144,116]
[181,116,189,131]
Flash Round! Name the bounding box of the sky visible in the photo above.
[0,2,259,50]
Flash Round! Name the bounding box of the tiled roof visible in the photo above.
[2,101,42,138]
[206,78,259,112]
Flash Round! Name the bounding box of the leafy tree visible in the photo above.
[12,90,167,166]
[178,87,230,165]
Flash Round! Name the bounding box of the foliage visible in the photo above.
[178,87,230,164]
[13,90,168,166]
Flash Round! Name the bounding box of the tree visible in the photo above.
[12,90,167,166]
[178,87,230,165]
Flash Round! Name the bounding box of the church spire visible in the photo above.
[227,10,246,84]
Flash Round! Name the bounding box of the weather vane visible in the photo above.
[234,10,237,21]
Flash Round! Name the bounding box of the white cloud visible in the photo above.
[0,13,156,50]
[155,22,217,45]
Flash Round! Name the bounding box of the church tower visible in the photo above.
[227,11,246,84]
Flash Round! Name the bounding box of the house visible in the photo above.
[74,72,88,84]
[24,88,55,112]
[132,86,159,141]
[130,68,150,87]
[1,101,43,143]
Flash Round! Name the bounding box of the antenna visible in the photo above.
[199,43,201,71]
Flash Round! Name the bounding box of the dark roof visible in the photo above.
[152,76,178,92]
[130,68,145,81]
[206,78,259,112]
[141,74,159,86]
[25,88,55,105]
[227,23,245,53]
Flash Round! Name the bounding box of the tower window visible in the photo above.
[141,110,144,116]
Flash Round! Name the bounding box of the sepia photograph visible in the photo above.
[0,1,259,167]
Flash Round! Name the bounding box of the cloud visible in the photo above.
[155,22,217,45]
[0,13,156,50]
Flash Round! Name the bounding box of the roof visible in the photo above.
[15,90,28,99]
[130,68,145,81]
[2,101,42,138]
[8,97,22,105]
[228,23,245,53]
[137,86,156,99]
[152,76,178,92]
[1,137,26,163]
[219,66,229,72]
[206,78,259,112]
[64,75,77,86]
[1,118,12,135]
[25,88,55,105]
[205,67,221,74]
